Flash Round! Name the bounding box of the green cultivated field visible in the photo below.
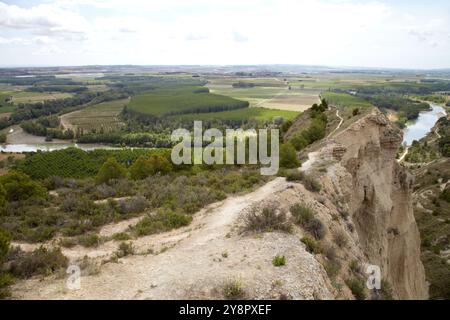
[322,92,373,109]
[18,147,171,179]
[0,92,15,113]
[175,107,298,122]
[128,86,248,117]
[62,98,129,132]
[11,91,73,104]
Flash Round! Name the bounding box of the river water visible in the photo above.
[402,103,447,146]
[0,143,117,153]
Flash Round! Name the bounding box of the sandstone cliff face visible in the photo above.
[328,111,428,299]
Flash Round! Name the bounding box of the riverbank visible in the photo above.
[403,103,447,146]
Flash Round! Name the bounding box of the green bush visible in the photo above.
[8,246,68,279]
[378,279,394,300]
[285,170,304,182]
[0,228,9,261]
[291,204,326,240]
[133,209,192,236]
[290,134,309,151]
[324,260,341,279]
[306,218,326,240]
[115,242,134,258]
[222,278,245,299]
[0,171,47,201]
[0,184,6,209]
[349,259,361,274]
[272,255,286,267]
[290,203,315,225]
[302,174,321,192]
[301,235,321,254]
[279,143,300,169]
[243,204,292,233]
[129,155,172,180]
[112,232,131,241]
[346,277,367,300]
[0,228,11,298]
[77,234,101,248]
[333,230,348,248]
[96,157,127,184]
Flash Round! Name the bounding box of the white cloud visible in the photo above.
[0,0,449,68]
[0,1,88,37]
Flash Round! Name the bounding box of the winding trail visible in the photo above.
[397,147,409,163]
[327,108,343,138]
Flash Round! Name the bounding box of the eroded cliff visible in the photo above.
[321,110,428,299]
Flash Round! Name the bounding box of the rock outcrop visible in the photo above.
[326,110,428,299]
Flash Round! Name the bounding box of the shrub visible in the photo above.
[0,171,47,201]
[243,203,292,233]
[301,235,321,254]
[112,232,131,241]
[290,134,309,151]
[133,209,192,237]
[0,228,11,298]
[117,196,148,215]
[61,195,95,214]
[0,184,6,209]
[285,170,304,182]
[222,278,245,299]
[279,143,300,169]
[0,272,13,298]
[333,230,348,248]
[305,218,326,240]
[272,255,286,267]
[302,175,321,192]
[78,234,101,248]
[8,246,68,278]
[378,279,394,300]
[324,260,341,279]
[352,108,360,116]
[59,238,77,248]
[129,156,153,180]
[0,228,9,261]
[96,157,127,184]
[290,203,315,225]
[349,259,361,274]
[346,277,367,300]
[115,242,134,258]
[291,204,326,239]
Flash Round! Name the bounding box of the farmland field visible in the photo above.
[11,91,74,104]
[173,107,298,122]
[128,86,248,117]
[61,98,130,132]
[0,92,15,113]
[207,79,320,112]
[321,92,373,109]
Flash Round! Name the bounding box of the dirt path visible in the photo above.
[327,108,343,138]
[11,178,334,300]
[60,110,79,132]
[435,127,441,139]
[397,147,409,163]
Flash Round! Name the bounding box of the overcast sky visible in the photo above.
[1,0,450,69]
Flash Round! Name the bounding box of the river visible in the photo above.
[402,103,447,146]
[0,143,117,153]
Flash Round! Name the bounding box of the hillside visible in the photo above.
[9,109,427,300]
